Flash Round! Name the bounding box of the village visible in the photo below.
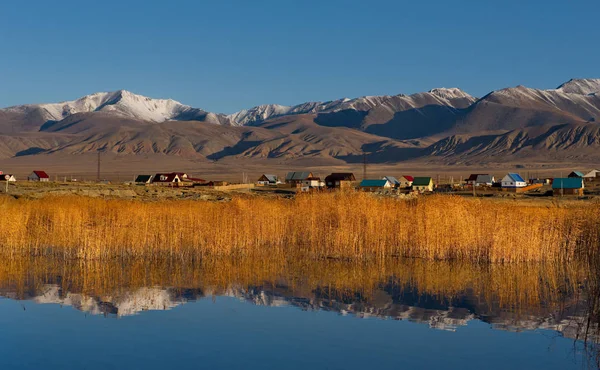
[2,168,599,199]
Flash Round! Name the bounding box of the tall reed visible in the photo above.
[0,193,598,262]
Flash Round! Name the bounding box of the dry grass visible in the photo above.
[0,193,598,262]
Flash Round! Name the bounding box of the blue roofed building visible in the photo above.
[501,173,527,188]
[382,176,400,188]
[360,179,392,191]
[552,178,584,196]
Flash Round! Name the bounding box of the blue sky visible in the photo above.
[0,0,598,113]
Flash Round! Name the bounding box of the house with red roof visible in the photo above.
[28,171,50,182]
[152,173,182,185]
[398,175,414,188]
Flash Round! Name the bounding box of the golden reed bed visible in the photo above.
[0,193,598,262]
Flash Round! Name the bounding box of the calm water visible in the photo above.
[0,258,597,370]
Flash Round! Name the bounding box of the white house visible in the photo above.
[501,173,527,188]
[301,177,324,192]
[2,174,16,182]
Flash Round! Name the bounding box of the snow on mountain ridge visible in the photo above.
[556,78,600,95]
[227,89,473,126]
[428,87,473,100]
[4,90,217,124]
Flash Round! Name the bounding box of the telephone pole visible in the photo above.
[362,152,367,180]
[96,151,101,182]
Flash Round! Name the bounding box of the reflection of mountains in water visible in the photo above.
[1,280,591,340]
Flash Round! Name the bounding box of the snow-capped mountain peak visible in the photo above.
[428,87,472,100]
[3,90,220,124]
[556,78,600,95]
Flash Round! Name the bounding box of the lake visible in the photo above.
[0,257,597,370]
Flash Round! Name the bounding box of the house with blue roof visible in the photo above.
[500,173,526,188]
[552,178,584,196]
[360,179,392,191]
[382,176,400,188]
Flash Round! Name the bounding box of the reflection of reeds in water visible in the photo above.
[0,256,586,315]
[0,193,599,262]
[1,256,597,364]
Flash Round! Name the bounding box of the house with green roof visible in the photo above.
[135,175,153,184]
[568,171,585,178]
[412,177,434,192]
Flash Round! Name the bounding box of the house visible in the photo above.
[324,173,356,189]
[468,174,494,186]
[552,178,584,196]
[171,172,189,180]
[152,173,182,184]
[568,171,585,178]
[360,179,392,191]
[382,176,400,188]
[301,176,324,192]
[285,172,313,186]
[398,175,414,188]
[1,174,16,182]
[412,177,434,192]
[466,174,485,185]
[135,175,153,184]
[257,174,279,186]
[28,171,50,182]
[583,170,600,180]
[500,173,526,188]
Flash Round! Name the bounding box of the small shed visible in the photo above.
[28,171,50,182]
[552,178,584,196]
[412,177,434,192]
[360,179,392,191]
[324,173,356,189]
[501,173,526,188]
[398,175,414,188]
[135,175,153,184]
[257,174,279,185]
[1,174,16,182]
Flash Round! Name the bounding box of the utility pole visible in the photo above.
[362,152,367,180]
[97,151,101,182]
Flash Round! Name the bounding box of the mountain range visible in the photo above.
[1,78,599,168]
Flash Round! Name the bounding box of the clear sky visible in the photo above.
[1,0,598,113]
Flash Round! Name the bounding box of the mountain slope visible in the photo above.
[1,90,232,133]
[556,78,600,95]
[1,79,600,166]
